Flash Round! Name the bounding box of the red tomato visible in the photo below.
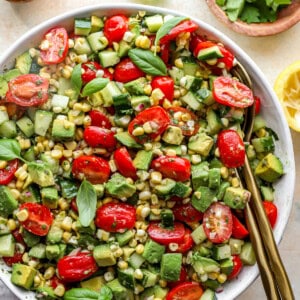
[70,198,78,213]
[151,76,174,102]
[227,255,243,280]
[50,276,66,290]
[19,203,53,236]
[128,106,170,144]
[72,155,110,184]
[89,110,112,129]
[168,267,188,289]
[263,201,278,228]
[57,251,98,282]
[104,14,128,45]
[11,230,26,247]
[6,74,49,107]
[169,228,194,253]
[232,215,249,239]
[2,252,23,267]
[217,129,245,168]
[83,126,116,149]
[173,202,203,223]
[203,202,233,244]
[81,61,113,83]
[114,147,137,180]
[213,76,254,108]
[40,27,69,64]
[160,20,198,44]
[0,159,18,185]
[255,96,261,115]
[95,203,136,233]
[114,58,145,83]
[166,282,203,300]
[160,42,170,64]
[167,106,199,136]
[189,34,204,54]
[147,222,185,245]
[151,156,191,182]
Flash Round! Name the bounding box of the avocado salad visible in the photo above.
[0,11,284,300]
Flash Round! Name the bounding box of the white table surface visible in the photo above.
[0,0,299,299]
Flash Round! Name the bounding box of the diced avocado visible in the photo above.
[28,163,55,187]
[99,50,120,68]
[115,131,142,149]
[192,256,220,275]
[40,153,60,174]
[41,187,59,209]
[223,187,250,210]
[128,252,146,269]
[253,115,266,132]
[23,229,40,247]
[208,168,221,190]
[162,125,184,145]
[181,91,203,111]
[0,234,15,257]
[255,153,284,182]
[260,186,274,201]
[192,162,209,190]
[3,68,21,82]
[28,243,46,259]
[0,120,17,138]
[117,40,132,58]
[16,51,32,74]
[34,110,53,136]
[170,182,192,198]
[80,276,105,291]
[168,66,184,85]
[133,150,153,170]
[100,81,122,107]
[0,76,8,97]
[46,226,63,244]
[11,263,37,290]
[216,181,230,200]
[192,186,217,213]
[0,186,18,218]
[116,230,135,247]
[60,179,78,199]
[240,242,256,265]
[140,285,169,300]
[87,31,108,52]
[251,136,275,153]
[0,108,9,125]
[207,108,223,135]
[160,209,174,228]
[191,224,207,245]
[162,144,182,156]
[16,116,34,137]
[118,267,136,289]
[45,244,60,260]
[90,15,104,32]
[74,18,91,36]
[142,239,165,264]
[131,95,151,111]
[160,253,182,281]
[142,269,158,288]
[188,133,214,156]
[93,244,116,267]
[154,178,176,196]
[229,238,244,255]
[75,219,96,235]
[52,118,75,141]
[200,288,217,300]
[145,14,163,32]
[105,173,136,199]
[74,37,92,55]
[124,77,147,95]
[106,279,132,300]
[212,244,231,260]
[220,258,234,275]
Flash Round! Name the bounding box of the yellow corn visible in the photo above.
[208,272,219,280]
[220,166,229,179]
[44,266,55,280]
[54,284,65,297]
[231,177,240,188]
[257,128,266,138]
[16,209,29,222]
[62,231,72,243]
[16,180,24,190]
[217,273,227,284]
[132,127,145,136]
[64,141,77,151]
[136,244,144,255]
[58,198,69,211]
[7,219,17,231]
[143,84,152,95]
[118,260,128,270]
[61,216,73,232]
[150,171,162,184]
[174,58,183,69]
[159,279,167,288]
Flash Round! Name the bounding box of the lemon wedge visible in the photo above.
[274,60,300,131]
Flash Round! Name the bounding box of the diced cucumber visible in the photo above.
[117,40,132,58]
[253,115,266,132]
[160,209,174,228]
[251,136,275,153]
[0,120,17,138]
[200,289,217,300]
[196,88,214,106]
[98,50,120,68]
[181,56,200,76]
[74,37,92,55]
[229,238,244,255]
[207,108,223,135]
[212,244,231,260]
[0,77,8,97]
[197,45,223,61]
[100,81,122,106]
[220,258,234,275]
[34,110,53,136]
[180,75,202,92]
[260,186,274,201]
[181,91,203,111]
[145,14,164,32]
[87,31,108,52]
[28,243,46,259]
[0,109,9,126]
[16,116,34,137]
[131,95,151,111]
[240,242,256,265]
[74,18,91,36]
[208,168,221,190]
[191,224,207,245]
[128,252,146,269]
[192,256,220,274]
[0,234,15,257]
[118,267,136,289]
[51,94,69,110]
[116,230,135,247]
[168,67,184,85]
[142,269,158,288]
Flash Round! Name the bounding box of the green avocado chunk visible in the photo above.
[105,173,136,199]
[223,187,250,210]
[142,239,165,264]
[0,186,18,218]
[11,263,37,290]
[160,253,182,281]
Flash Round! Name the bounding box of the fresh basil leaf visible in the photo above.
[98,286,113,300]
[71,63,82,92]
[128,48,167,76]
[64,288,99,300]
[0,139,22,161]
[154,16,187,48]
[76,180,97,227]
[81,77,109,97]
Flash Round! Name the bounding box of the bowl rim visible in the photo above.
[0,3,295,300]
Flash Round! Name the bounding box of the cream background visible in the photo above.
[0,0,299,299]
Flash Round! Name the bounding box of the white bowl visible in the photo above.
[0,4,295,300]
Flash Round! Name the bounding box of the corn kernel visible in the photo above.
[33,275,41,286]
[117,260,128,269]
[54,284,65,297]
[134,269,144,280]
[62,231,72,243]
[10,189,20,200]
[64,141,77,151]
[159,279,167,288]
[16,209,29,222]
[174,58,183,69]
[132,127,145,136]
[220,166,229,179]
[257,128,266,138]
[7,219,17,231]
[104,271,114,282]
[217,273,227,284]
[135,244,145,254]
[208,272,219,280]
[44,266,55,280]
[143,84,152,95]
[114,248,123,258]
[58,198,69,211]
[61,216,73,231]
[150,171,162,184]
[143,121,153,134]
[231,177,240,188]
[139,191,151,201]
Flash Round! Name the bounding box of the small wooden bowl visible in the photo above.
[206,0,300,36]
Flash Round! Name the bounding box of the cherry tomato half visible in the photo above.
[166,282,203,300]
[254,96,261,115]
[57,251,98,282]
[213,76,254,108]
[6,74,49,107]
[151,156,191,182]
[19,203,53,236]
[167,106,199,136]
[203,202,233,244]
[104,14,128,45]
[95,203,136,233]
[72,155,110,184]
[169,228,194,253]
[173,202,203,223]
[263,201,278,228]
[114,58,145,83]
[217,129,245,168]
[89,110,112,129]
[227,255,243,280]
[83,126,116,149]
[114,147,137,180]
[40,27,69,64]
[151,76,174,102]
[147,222,186,245]
[128,106,170,144]
[81,61,113,84]
[0,159,18,185]
[232,215,249,239]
